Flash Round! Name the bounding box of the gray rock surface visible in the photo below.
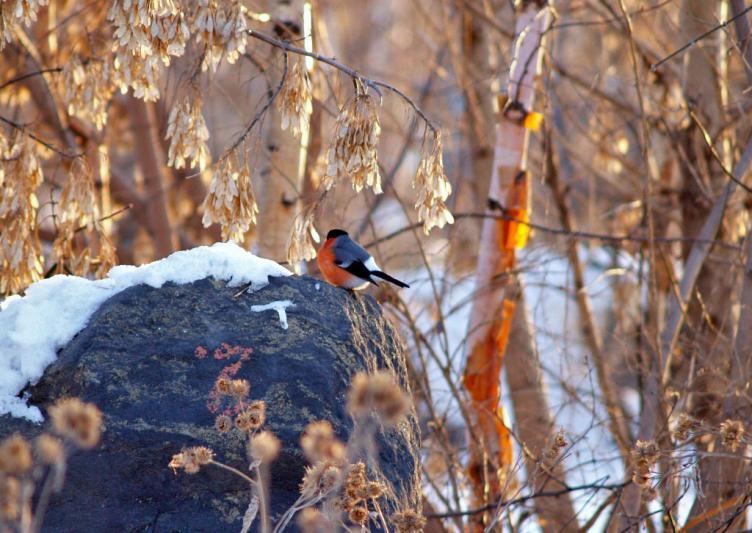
[0,275,420,532]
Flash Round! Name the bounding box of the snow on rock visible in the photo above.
[0,242,291,421]
[251,300,295,330]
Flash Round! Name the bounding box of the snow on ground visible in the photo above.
[0,242,291,422]
[251,300,295,330]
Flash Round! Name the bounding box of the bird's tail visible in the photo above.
[370,270,410,288]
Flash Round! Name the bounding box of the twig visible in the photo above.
[246,29,437,133]
[0,116,80,158]
[225,51,289,155]
[426,480,628,519]
[652,5,752,71]
[0,67,62,92]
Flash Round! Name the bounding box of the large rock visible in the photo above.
[0,275,420,532]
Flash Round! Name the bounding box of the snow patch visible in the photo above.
[251,300,295,330]
[0,242,291,421]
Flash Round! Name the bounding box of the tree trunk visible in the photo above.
[255,0,309,262]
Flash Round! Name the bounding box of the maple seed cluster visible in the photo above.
[413,130,454,235]
[324,91,382,194]
[201,153,259,243]
[278,57,314,139]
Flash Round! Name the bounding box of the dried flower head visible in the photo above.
[392,509,427,533]
[194,0,248,72]
[216,378,232,395]
[324,88,382,194]
[348,505,369,526]
[236,401,266,432]
[35,434,65,465]
[108,0,188,100]
[672,413,697,442]
[169,446,213,475]
[347,371,409,425]
[0,434,32,475]
[228,379,250,400]
[720,419,745,452]
[300,460,342,498]
[0,476,20,521]
[632,440,659,470]
[0,135,44,295]
[166,88,210,171]
[413,130,454,234]
[249,431,281,463]
[544,428,567,462]
[297,507,334,533]
[286,211,320,274]
[367,481,385,499]
[300,420,345,463]
[201,153,259,242]
[49,398,103,449]
[278,57,313,138]
[215,415,232,433]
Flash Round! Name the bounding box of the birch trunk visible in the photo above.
[462,2,576,529]
[256,0,309,261]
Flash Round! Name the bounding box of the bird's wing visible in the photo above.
[332,236,379,271]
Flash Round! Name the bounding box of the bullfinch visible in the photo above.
[317,229,410,290]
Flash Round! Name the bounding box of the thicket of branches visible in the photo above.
[3,0,752,531]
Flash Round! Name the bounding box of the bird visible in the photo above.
[317,229,410,290]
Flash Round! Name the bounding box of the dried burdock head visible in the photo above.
[0,135,44,295]
[413,130,454,235]
[297,507,334,533]
[216,377,232,395]
[0,476,20,521]
[236,401,266,432]
[672,413,697,442]
[169,446,213,475]
[278,56,313,138]
[249,431,281,463]
[194,0,248,72]
[343,461,368,505]
[347,371,410,425]
[632,440,659,470]
[348,505,369,526]
[631,469,651,488]
[166,87,211,171]
[286,211,320,274]
[392,509,427,533]
[35,434,65,465]
[0,434,32,475]
[215,415,232,433]
[108,0,188,100]
[324,86,382,194]
[300,420,345,464]
[62,56,114,131]
[300,460,342,499]
[49,398,103,449]
[367,481,385,499]
[544,428,567,462]
[228,379,250,400]
[0,0,48,49]
[720,419,745,452]
[201,153,259,243]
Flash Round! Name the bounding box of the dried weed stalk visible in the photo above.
[0,398,102,533]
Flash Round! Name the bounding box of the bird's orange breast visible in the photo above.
[317,239,355,287]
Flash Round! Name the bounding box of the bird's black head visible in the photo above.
[327,229,349,239]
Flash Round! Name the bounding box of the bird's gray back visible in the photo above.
[332,236,371,265]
